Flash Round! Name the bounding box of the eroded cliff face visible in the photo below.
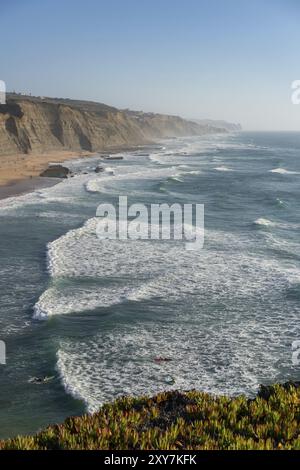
[0,94,226,157]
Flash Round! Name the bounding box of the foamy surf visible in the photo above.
[84,164,185,195]
[270,168,299,175]
[56,295,297,413]
[167,175,184,183]
[214,166,234,172]
[253,218,299,230]
[253,218,276,227]
[3,131,300,440]
[34,210,298,325]
[33,283,136,319]
[34,217,201,319]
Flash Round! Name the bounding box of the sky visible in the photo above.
[1,0,300,130]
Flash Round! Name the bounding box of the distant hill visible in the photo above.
[0,93,227,157]
[193,119,242,132]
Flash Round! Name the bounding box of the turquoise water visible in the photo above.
[1,132,300,438]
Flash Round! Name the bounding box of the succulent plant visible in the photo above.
[1,382,300,450]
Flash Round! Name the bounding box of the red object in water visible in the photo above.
[154,357,172,363]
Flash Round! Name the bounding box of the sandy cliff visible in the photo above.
[0,94,228,186]
[0,94,225,157]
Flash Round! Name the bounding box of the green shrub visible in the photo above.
[1,383,300,450]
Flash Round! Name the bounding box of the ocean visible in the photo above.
[0,131,300,439]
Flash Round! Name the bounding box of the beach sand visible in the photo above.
[0,150,97,199]
[0,150,97,186]
[0,144,146,200]
[0,177,62,200]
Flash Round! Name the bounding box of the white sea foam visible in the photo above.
[34,209,298,323]
[214,166,234,172]
[55,324,263,413]
[56,301,298,412]
[0,174,90,214]
[104,167,115,175]
[253,218,300,230]
[0,192,38,213]
[84,164,181,194]
[168,175,184,183]
[34,217,196,318]
[254,218,276,227]
[270,168,299,175]
[33,284,134,319]
[18,133,300,411]
[54,235,300,412]
[85,179,103,193]
[185,170,202,175]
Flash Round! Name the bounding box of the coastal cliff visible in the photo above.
[0,94,226,157]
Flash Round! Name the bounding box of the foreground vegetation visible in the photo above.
[1,382,300,450]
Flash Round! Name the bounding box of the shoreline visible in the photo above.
[0,176,62,201]
[0,144,146,200]
[0,150,99,186]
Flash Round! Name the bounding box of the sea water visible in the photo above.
[0,131,300,438]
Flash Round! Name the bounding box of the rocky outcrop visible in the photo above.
[103,155,123,160]
[40,165,71,178]
[0,94,227,158]
[95,165,104,174]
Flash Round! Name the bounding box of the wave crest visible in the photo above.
[270,168,299,175]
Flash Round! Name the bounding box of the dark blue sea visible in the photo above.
[1,131,300,438]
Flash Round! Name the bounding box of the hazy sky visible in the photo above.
[1,0,300,130]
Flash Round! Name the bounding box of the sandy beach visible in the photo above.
[0,150,96,186]
[0,145,149,200]
[0,177,63,200]
[0,150,98,199]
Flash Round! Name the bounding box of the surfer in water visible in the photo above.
[28,376,55,385]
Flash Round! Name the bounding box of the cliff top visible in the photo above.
[0,383,299,450]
